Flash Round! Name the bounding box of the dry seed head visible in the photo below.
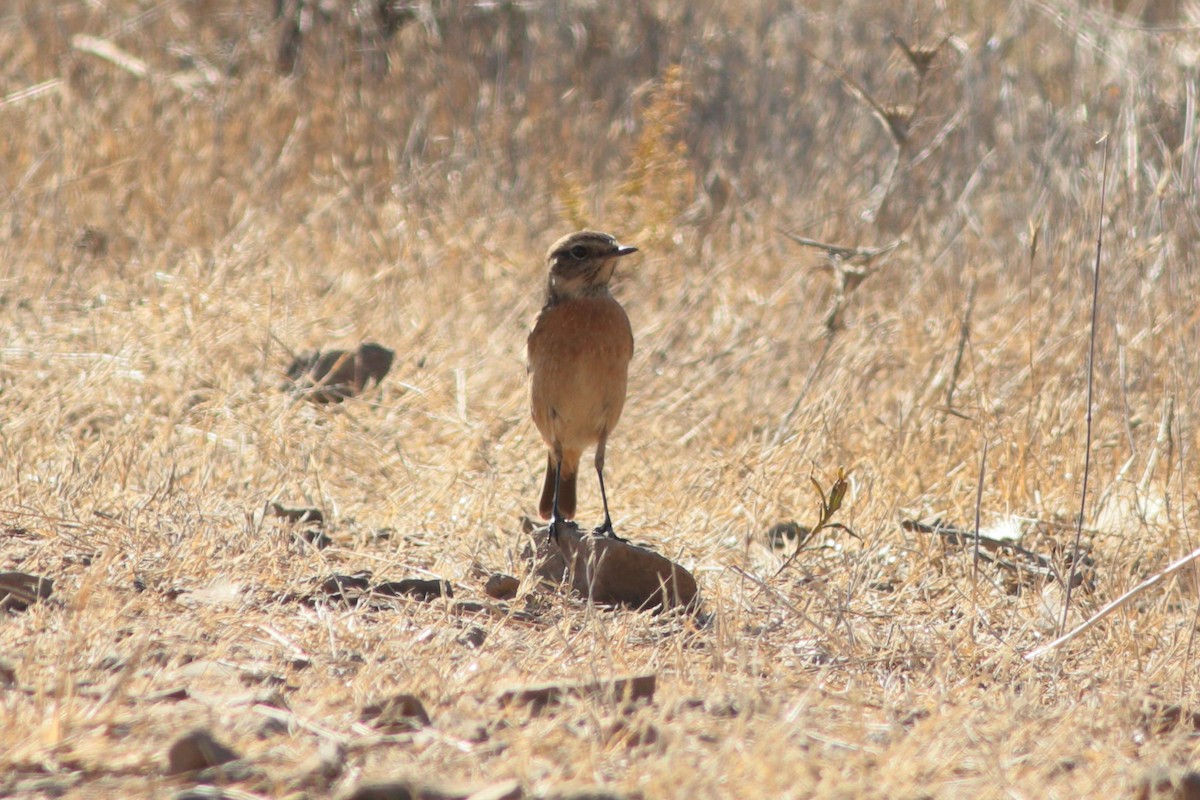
[881,104,913,142]
[908,47,940,73]
[892,32,947,76]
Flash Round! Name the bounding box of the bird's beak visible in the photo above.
[614,245,638,257]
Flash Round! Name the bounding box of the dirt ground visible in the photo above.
[3,1,1200,798]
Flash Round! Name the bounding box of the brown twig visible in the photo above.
[775,230,904,263]
[901,518,1054,571]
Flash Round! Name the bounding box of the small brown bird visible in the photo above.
[527,230,637,538]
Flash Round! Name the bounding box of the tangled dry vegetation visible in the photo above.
[3,0,1200,797]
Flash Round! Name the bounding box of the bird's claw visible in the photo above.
[547,517,571,543]
[592,520,627,542]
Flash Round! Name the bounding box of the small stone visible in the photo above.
[173,788,238,800]
[498,674,655,713]
[295,527,333,549]
[1134,767,1200,800]
[165,728,240,775]
[1137,702,1200,736]
[360,693,431,732]
[270,502,325,526]
[546,789,632,800]
[0,659,16,688]
[605,718,659,749]
[0,572,53,612]
[283,342,394,403]
[257,715,289,739]
[145,685,190,702]
[547,522,699,611]
[317,572,373,604]
[457,625,487,648]
[373,579,452,601]
[484,573,520,600]
[291,738,346,790]
[74,226,109,256]
[340,784,417,800]
[340,779,521,800]
[765,521,808,549]
[451,600,488,615]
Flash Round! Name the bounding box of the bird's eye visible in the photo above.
[569,245,588,259]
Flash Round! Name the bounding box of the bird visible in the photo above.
[527,230,637,539]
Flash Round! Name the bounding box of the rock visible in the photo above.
[373,579,453,601]
[497,673,655,713]
[341,784,418,800]
[546,522,698,611]
[1135,768,1200,800]
[765,520,809,549]
[173,787,265,800]
[457,625,487,648]
[145,685,190,702]
[340,779,522,800]
[270,502,325,526]
[165,728,240,775]
[546,789,634,800]
[1137,702,1200,736]
[0,659,16,688]
[283,342,394,403]
[522,519,568,584]
[256,714,289,739]
[318,572,373,604]
[74,226,109,256]
[0,572,53,612]
[605,717,659,749]
[269,502,331,548]
[290,738,346,790]
[173,788,239,800]
[295,527,333,549]
[360,693,431,732]
[484,573,519,600]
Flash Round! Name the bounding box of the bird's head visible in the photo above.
[544,230,637,301]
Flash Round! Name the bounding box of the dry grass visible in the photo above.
[3,0,1200,797]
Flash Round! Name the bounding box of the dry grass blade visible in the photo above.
[1026,543,1200,660]
[0,79,63,109]
[3,2,1200,797]
[71,34,150,78]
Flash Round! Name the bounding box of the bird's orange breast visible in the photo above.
[527,294,633,445]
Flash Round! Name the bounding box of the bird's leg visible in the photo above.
[592,435,625,541]
[549,444,564,542]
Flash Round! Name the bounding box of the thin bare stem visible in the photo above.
[973,438,989,582]
[771,333,836,449]
[946,279,977,410]
[1059,137,1109,638]
[1029,543,1200,660]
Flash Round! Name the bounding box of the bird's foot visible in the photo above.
[547,516,572,543]
[592,519,627,543]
